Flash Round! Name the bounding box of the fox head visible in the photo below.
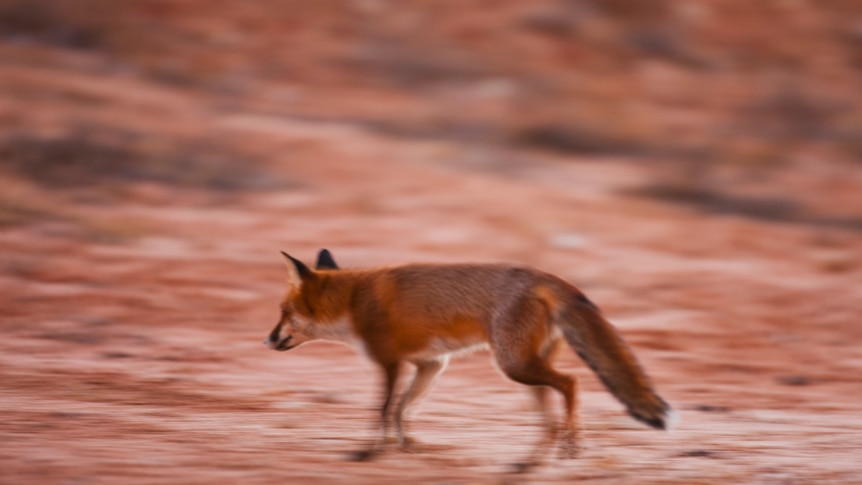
[264,249,343,351]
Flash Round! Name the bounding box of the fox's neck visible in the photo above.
[306,272,360,344]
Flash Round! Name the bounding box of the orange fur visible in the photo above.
[265,250,672,470]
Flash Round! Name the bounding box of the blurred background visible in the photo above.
[1,1,861,483]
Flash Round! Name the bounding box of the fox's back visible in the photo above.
[376,263,542,316]
[342,263,564,360]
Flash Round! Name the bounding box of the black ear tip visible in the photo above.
[315,248,339,270]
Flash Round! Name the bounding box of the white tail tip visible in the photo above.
[664,408,679,432]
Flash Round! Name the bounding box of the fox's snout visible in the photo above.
[264,334,290,351]
[264,325,296,351]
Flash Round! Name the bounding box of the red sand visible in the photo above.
[2,2,862,482]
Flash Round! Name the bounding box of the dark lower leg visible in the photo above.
[558,377,579,459]
[515,385,558,471]
[352,362,400,461]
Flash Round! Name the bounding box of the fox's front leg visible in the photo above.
[394,357,448,450]
[352,362,400,461]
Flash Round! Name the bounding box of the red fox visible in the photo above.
[264,249,673,470]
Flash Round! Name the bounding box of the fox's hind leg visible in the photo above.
[526,337,577,462]
[394,356,449,450]
[501,354,579,471]
[491,297,579,472]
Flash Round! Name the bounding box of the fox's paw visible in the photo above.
[398,435,418,452]
[510,460,538,474]
[349,449,378,462]
[558,443,580,460]
[558,432,580,459]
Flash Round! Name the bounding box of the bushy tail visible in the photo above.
[558,295,674,430]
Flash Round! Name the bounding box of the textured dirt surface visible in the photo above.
[2,2,862,484]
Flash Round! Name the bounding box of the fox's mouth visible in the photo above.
[274,335,295,351]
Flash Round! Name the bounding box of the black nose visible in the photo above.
[267,325,281,344]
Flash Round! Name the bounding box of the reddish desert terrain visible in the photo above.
[1,1,862,483]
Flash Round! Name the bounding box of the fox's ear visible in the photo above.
[281,251,313,288]
[315,248,339,270]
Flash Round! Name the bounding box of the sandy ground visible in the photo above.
[2,8,862,482]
